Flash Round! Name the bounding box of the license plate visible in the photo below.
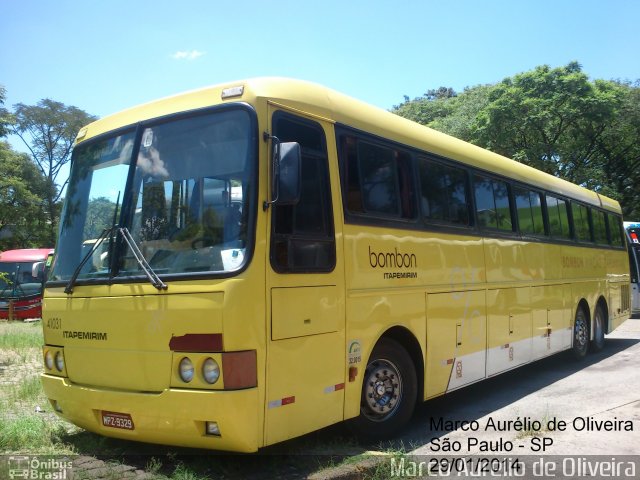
[101,411,134,430]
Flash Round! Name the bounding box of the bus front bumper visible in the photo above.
[41,374,261,453]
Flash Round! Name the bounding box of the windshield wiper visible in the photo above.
[117,227,168,291]
[64,226,168,294]
[64,226,115,294]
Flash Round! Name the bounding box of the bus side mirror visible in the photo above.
[32,262,45,281]
[274,142,301,206]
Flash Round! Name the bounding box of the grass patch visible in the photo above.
[0,321,43,349]
[9,374,43,404]
[0,414,68,453]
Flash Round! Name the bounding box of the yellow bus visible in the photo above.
[41,78,631,453]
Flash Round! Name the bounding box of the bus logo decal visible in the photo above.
[348,340,362,365]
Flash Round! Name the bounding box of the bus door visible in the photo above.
[264,107,345,446]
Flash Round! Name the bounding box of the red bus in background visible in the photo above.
[0,249,54,320]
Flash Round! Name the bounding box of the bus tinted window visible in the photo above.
[342,135,414,220]
[474,175,512,231]
[418,158,469,226]
[573,203,592,242]
[515,188,545,235]
[547,195,571,239]
[609,214,624,246]
[271,114,335,273]
[592,210,608,245]
[359,142,399,216]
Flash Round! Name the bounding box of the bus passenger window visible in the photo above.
[341,135,414,220]
[358,142,400,216]
[547,195,571,239]
[473,175,512,231]
[608,214,623,246]
[592,210,608,245]
[515,188,545,235]
[572,203,592,242]
[418,158,469,226]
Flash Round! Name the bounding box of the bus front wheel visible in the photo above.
[351,338,417,440]
[572,307,589,360]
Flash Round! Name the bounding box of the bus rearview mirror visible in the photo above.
[274,142,301,206]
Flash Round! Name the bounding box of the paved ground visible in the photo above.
[320,317,640,479]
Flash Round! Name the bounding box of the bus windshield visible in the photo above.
[52,107,256,283]
[0,261,44,298]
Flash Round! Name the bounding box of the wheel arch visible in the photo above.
[595,295,609,334]
[375,326,425,403]
[576,298,591,326]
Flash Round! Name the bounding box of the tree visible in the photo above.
[392,87,457,126]
[392,62,640,217]
[592,80,640,218]
[84,197,118,239]
[0,141,50,249]
[0,86,11,138]
[429,85,493,141]
[12,99,97,243]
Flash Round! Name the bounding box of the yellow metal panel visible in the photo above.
[41,374,261,452]
[343,291,426,419]
[426,290,486,397]
[271,286,339,340]
[531,285,571,359]
[43,292,223,392]
[486,287,532,376]
[264,333,344,446]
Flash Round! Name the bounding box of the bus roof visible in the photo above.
[0,248,54,262]
[75,77,621,214]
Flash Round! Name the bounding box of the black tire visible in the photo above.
[350,338,417,440]
[590,304,606,352]
[572,307,589,360]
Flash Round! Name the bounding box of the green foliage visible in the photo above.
[0,322,43,349]
[84,196,118,239]
[0,85,12,138]
[12,99,97,244]
[393,62,640,218]
[0,141,51,249]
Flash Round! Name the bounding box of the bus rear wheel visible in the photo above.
[572,307,589,360]
[590,304,606,352]
[351,338,417,440]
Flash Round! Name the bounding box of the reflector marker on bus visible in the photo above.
[268,396,296,409]
[169,333,223,352]
[324,383,345,394]
[440,358,455,366]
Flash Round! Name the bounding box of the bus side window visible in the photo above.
[271,114,335,273]
[608,214,624,247]
[572,202,592,242]
[514,188,546,236]
[418,157,470,226]
[546,195,571,240]
[592,209,608,245]
[473,174,512,231]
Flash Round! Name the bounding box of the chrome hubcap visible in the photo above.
[575,318,587,347]
[362,359,403,421]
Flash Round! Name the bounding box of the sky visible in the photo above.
[2,0,640,149]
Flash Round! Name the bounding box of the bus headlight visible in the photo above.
[54,351,65,372]
[202,358,220,384]
[179,357,194,383]
[44,350,54,370]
